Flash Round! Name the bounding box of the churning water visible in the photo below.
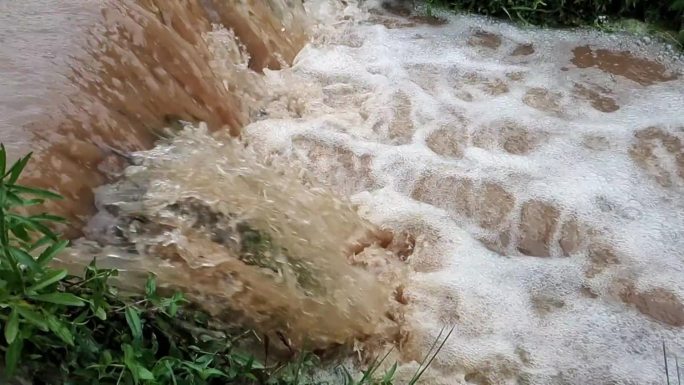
[2,0,684,384]
[244,1,684,383]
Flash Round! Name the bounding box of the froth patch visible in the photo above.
[243,2,684,383]
[629,126,684,188]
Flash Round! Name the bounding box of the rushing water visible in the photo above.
[2,0,684,384]
[1,0,308,235]
[0,0,98,155]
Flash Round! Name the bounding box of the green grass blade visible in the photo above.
[409,326,445,382]
[27,235,53,251]
[4,336,23,378]
[36,240,69,266]
[409,325,455,385]
[29,213,66,222]
[4,307,19,344]
[665,341,671,385]
[27,269,68,292]
[47,315,74,346]
[0,187,6,239]
[8,246,41,273]
[7,154,31,185]
[30,292,85,306]
[8,215,59,240]
[16,305,49,331]
[145,274,157,298]
[125,306,143,340]
[414,327,454,385]
[382,362,398,384]
[361,347,395,384]
[0,144,6,177]
[164,360,178,385]
[9,222,30,242]
[10,185,63,200]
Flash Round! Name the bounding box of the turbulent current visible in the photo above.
[2,0,684,384]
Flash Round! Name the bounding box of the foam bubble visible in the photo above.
[245,1,684,383]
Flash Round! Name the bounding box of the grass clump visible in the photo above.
[423,0,684,45]
[0,144,288,384]
[0,143,449,384]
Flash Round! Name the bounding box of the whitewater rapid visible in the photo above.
[241,1,684,384]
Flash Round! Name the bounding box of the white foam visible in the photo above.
[245,1,684,383]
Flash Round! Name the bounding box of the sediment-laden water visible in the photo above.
[1,0,683,384]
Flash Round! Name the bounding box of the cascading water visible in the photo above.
[1,0,683,383]
[243,1,684,383]
[62,125,409,353]
[1,0,308,234]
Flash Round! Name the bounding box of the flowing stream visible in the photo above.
[1,0,683,384]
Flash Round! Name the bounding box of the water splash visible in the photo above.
[3,0,684,382]
[2,0,310,234]
[63,125,408,353]
[243,1,684,383]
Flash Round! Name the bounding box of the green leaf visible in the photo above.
[15,305,49,331]
[125,307,143,340]
[28,235,53,251]
[145,275,156,298]
[7,154,31,184]
[167,302,178,317]
[4,336,23,377]
[5,191,42,207]
[29,213,66,222]
[27,269,67,292]
[8,246,41,273]
[4,307,19,344]
[24,219,59,240]
[137,366,155,381]
[46,314,74,346]
[0,144,6,176]
[201,368,227,380]
[382,362,398,383]
[244,372,259,382]
[30,292,85,306]
[249,358,265,370]
[8,215,59,240]
[164,292,185,316]
[181,361,204,373]
[36,240,69,266]
[123,344,141,384]
[102,350,113,366]
[9,223,30,242]
[163,360,178,385]
[9,185,62,200]
[0,185,6,210]
[73,309,89,324]
[95,306,107,320]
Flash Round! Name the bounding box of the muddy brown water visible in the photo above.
[3,2,678,235]
[0,0,308,235]
[1,0,410,358]
[2,0,684,383]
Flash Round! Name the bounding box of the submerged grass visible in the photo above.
[0,143,449,384]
